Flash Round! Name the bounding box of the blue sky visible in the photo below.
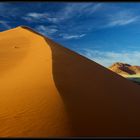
[0,2,140,67]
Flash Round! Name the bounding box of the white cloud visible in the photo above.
[22,4,140,41]
[47,17,59,23]
[27,13,48,18]
[105,10,139,27]
[23,3,103,24]
[23,12,62,24]
[78,48,140,67]
[35,25,86,40]
[23,12,49,22]
[61,3,103,20]
[35,25,58,36]
[60,33,86,39]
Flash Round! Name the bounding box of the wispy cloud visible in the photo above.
[59,3,103,21]
[59,33,86,40]
[105,10,139,27]
[27,13,48,19]
[35,25,58,37]
[23,12,48,22]
[0,20,11,29]
[23,12,62,24]
[23,4,139,40]
[78,48,140,67]
[23,3,103,24]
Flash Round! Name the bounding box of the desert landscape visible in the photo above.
[0,26,140,137]
[109,62,140,85]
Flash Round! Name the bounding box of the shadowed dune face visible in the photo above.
[1,26,140,137]
[45,38,140,136]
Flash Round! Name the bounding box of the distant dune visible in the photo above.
[109,62,140,75]
[1,26,140,137]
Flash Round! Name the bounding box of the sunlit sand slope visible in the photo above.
[0,27,71,137]
[0,26,140,137]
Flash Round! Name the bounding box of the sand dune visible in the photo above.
[0,26,140,137]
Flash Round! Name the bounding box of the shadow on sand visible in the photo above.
[44,37,140,137]
[20,26,140,136]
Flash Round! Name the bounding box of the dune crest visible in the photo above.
[0,26,140,137]
[0,26,71,137]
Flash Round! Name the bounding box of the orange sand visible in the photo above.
[0,26,140,137]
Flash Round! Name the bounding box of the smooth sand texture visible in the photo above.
[1,26,140,137]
